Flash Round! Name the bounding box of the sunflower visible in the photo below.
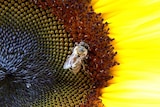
[1,0,160,107]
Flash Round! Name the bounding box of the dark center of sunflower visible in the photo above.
[0,0,92,107]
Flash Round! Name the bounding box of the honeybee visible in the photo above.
[63,41,89,74]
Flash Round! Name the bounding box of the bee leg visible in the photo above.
[68,67,73,73]
[81,61,86,71]
[85,55,89,60]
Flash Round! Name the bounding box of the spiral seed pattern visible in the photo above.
[0,0,92,107]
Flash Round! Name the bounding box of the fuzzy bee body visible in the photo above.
[63,42,89,74]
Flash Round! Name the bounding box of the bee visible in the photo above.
[63,41,89,74]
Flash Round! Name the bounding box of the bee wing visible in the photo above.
[63,56,72,69]
[63,54,77,69]
[71,58,82,74]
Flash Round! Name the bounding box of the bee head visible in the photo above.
[77,46,88,56]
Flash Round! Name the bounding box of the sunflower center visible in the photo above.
[0,0,92,106]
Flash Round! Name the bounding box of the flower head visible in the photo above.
[1,0,160,107]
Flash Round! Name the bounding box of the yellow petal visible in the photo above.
[92,0,160,107]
